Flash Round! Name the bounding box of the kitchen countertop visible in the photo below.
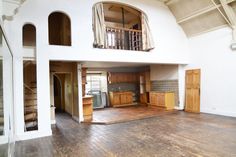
[109,91,133,93]
[150,91,175,93]
[83,95,93,99]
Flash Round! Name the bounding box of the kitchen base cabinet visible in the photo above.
[109,91,133,107]
[140,93,148,104]
[83,96,93,121]
[150,92,175,110]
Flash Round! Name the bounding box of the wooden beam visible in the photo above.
[219,0,236,41]
[177,4,222,24]
[165,0,179,6]
[220,0,236,26]
[227,0,236,4]
[211,0,232,27]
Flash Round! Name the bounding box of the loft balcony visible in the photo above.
[93,2,154,52]
[105,26,142,51]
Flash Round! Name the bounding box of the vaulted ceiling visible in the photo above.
[160,0,236,38]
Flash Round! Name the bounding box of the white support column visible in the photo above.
[177,64,186,110]
[50,73,56,124]
[34,21,52,139]
[77,63,84,122]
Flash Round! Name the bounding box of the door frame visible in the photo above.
[51,72,73,115]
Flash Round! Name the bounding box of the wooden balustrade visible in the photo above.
[105,26,143,51]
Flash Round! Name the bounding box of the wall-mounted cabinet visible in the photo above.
[150,92,175,110]
[108,72,138,84]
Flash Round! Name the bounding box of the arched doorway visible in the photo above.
[53,75,63,112]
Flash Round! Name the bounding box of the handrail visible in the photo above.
[105,26,143,51]
[24,84,35,93]
[106,26,142,33]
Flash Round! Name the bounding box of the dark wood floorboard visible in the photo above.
[14,111,236,157]
[89,105,177,124]
[0,144,8,157]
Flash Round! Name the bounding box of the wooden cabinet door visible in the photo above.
[123,73,128,83]
[140,93,147,104]
[126,93,133,104]
[165,93,175,110]
[120,94,127,104]
[185,69,201,113]
[113,94,120,105]
[150,93,158,106]
[158,93,165,107]
[112,73,118,83]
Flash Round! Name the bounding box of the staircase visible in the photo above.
[24,82,38,131]
[0,95,3,135]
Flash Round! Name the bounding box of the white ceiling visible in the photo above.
[159,0,236,37]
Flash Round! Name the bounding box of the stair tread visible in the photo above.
[24,98,37,101]
[24,112,37,115]
[0,117,3,125]
[25,119,37,123]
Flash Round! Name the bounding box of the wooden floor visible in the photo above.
[0,144,7,157]
[13,111,236,157]
[89,105,177,124]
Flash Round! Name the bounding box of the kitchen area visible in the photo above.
[83,64,179,124]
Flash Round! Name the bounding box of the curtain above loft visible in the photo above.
[93,3,106,48]
[142,13,155,51]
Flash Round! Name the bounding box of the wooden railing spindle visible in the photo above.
[105,26,142,51]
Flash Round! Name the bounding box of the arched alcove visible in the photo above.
[23,24,36,47]
[48,12,71,46]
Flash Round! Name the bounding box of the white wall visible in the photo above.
[0,0,2,18]
[186,27,236,117]
[2,0,190,141]
[2,0,235,142]
[150,64,179,81]
[5,0,190,64]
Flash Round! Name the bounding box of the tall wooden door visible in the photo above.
[185,69,201,113]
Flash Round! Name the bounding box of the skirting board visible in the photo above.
[72,116,80,123]
[174,106,184,110]
[200,108,236,118]
[51,120,56,124]
[15,130,52,141]
[175,106,236,118]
